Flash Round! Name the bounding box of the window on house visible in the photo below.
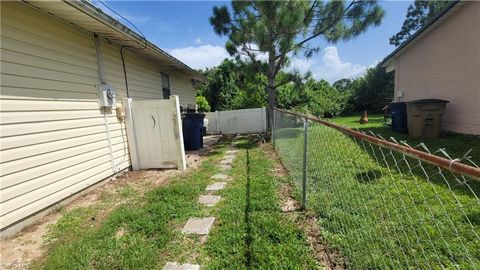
[161,73,170,99]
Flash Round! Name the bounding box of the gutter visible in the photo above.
[64,0,200,76]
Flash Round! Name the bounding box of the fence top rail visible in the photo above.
[274,108,480,182]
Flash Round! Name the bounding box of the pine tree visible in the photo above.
[210,0,384,127]
[390,0,452,46]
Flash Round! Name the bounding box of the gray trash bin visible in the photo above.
[406,99,449,139]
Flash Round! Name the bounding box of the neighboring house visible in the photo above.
[380,1,480,135]
[0,1,201,236]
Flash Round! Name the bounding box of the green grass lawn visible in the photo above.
[274,113,480,269]
[331,114,480,165]
[202,140,319,269]
[33,139,318,269]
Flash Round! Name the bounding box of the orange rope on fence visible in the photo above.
[274,108,480,182]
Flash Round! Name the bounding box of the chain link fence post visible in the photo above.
[302,116,308,209]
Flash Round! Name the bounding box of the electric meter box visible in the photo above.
[98,84,117,109]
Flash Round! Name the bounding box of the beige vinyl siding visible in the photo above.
[100,42,196,105]
[101,42,164,100]
[170,74,197,106]
[0,2,129,231]
[0,1,196,233]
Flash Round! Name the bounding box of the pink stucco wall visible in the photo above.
[394,2,480,135]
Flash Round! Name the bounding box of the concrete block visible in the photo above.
[163,262,200,270]
[223,154,236,160]
[226,149,238,155]
[210,173,230,181]
[220,158,234,165]
[182,217,215,235]
[218,164,232,171]
[198,195,221,207]
[206,182,226,191]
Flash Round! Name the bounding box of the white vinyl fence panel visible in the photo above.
[205,108,267,135]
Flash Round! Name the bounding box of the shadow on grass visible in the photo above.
[341,126,480,197]
[355,169,382,184]
[244,149,252,269]
[203,150,223,156]
[235,135,263,150]
[235,141,256,150]
[353,126,480,164]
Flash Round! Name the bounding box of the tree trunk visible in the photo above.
[266,51,276,131]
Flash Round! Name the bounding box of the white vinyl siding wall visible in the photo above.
[0,2,195,232]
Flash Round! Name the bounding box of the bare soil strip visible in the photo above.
[264,143,347,270]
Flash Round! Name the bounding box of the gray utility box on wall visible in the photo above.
[406,99,449,139]
[98,83,117,109]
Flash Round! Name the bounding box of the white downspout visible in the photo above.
[94,34,117,174]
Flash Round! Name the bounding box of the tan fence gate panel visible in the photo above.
[124,96,186,171]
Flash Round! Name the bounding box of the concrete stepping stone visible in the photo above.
[211,173,230,181]
[198,195,221,207]
[220,158,234,165]
[218,164,232,171]
[163,262,200,270]
[182,217,215,235]
[226,149,238,155]
[223,154,236,160]
[206,182,226,191]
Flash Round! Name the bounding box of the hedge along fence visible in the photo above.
[273,108,480,269]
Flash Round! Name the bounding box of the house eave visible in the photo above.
[21,0,202,80]
[379,1,464,69]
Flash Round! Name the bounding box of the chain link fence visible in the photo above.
[273,109,480,269]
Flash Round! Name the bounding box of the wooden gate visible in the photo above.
[124,96,186,171]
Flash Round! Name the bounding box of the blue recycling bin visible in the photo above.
[389,102,408,133]
[182,113,205,150]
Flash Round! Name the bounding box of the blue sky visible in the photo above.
[93,1,412,83]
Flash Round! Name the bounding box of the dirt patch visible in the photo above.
[267,141,346,270]
[0,212,61,270]
[278,182,346,270]
[115,227,126,239]
[272,163,287,177]
[278,184,300,212]
[0,140,219,270]
[66,192,99,210]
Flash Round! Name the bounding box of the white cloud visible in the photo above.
[289,46,369,83]
[169,44,370,80]
[169,45,230,69]
[290,58,315,74]
[248,44,269,62]
[195,38,203,45]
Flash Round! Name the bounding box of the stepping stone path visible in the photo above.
[168,145,238,269]
[205,182,227,191]
[218,164,232,171]
[222,155,236,161]
[182,217,215,235]
[219,158,234,165]
[211,173,230,181]
[163,262,200,270]
[198,195,221,207]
